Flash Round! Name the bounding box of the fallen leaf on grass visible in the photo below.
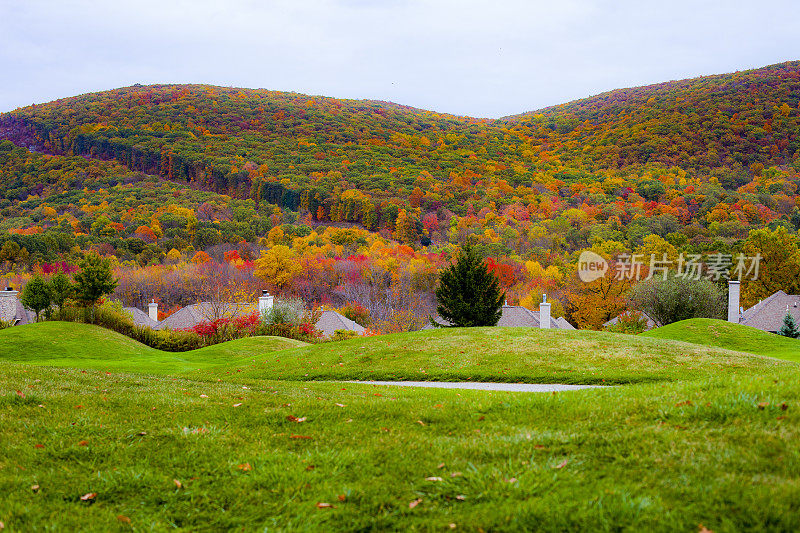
[80,492,97,501]
[437,462,445,469]
[15,390,24,398]
[416,420,426,426]
[698,526,713,533]
[337,494,346,502]
[199,394,209,398]
[675,400,692,407]
[425,476,443,482]
[451,472,462,478]
[335,403,345,407]
[758,402,769,410]
[306,465,315,471]
[505,477,517,483]
[449,524,457,529]
[781,403,788,411]
[117,515,131,524]
[553,459,568,469]
[34,444,44,449]
[316,502,334,508]
[409,498,422,509]
[31,484,39,492]
[456,495,466,501]
[237,463,252,471]
[78,440,89,446]
[290,435,312,440]
[173,479,183,489]
[74,405,83,409]
[1,521,5,529]
[233,403,242,408]
[286,415,307,423]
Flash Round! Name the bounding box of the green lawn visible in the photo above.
[0,321,799,531]
[643,318,800,362]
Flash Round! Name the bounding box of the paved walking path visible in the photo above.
[345,381,604,392]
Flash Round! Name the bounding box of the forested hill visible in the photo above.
[1,61,800,231]
[507,61,800,185]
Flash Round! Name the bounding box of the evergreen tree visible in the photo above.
[435,243,505,327]
[20,275,52,321]
[778,311,800,339]
[73,253,118,322]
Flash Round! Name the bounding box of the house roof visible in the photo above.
[740,291,800,332]
[157,302,255,330]
[0,294,34,326]
[123,307,160,329]
[316,310,365,337]
[424,305,573,330]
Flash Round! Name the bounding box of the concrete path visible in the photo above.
[345,381,603,392]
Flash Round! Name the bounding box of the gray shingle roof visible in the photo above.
[157,302,256,330]
[123,307,160,329]
[423,305,573,330]
[740,291,800,332]
[315,310,366,337]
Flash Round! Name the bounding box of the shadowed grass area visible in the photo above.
[643,318,800,362]
[0,321,307,374]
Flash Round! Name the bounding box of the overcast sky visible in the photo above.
[1,0,798,118]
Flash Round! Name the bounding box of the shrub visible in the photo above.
[605,311,649,335]
[339,303,371,327]
[628,273,725,327]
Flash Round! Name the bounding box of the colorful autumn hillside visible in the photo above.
[2,61,800,330]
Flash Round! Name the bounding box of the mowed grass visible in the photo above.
[0,321,799,531]
[643,318,800,362]
[0,322,307,374]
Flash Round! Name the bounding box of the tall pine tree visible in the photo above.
[435,243,504,327]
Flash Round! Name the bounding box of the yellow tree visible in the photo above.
[394,209,418,245]
[740,226,800,307]
[254,245,301,291]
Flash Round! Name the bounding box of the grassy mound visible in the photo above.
[642,318,800,362]
[0,321,307,374]
[1,322,791,385]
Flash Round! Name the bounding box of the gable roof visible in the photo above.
[123,307,160,329]
[424,305,573,330]
[740,291,800,332]
[316,310,365,337]
[157,302,255,330]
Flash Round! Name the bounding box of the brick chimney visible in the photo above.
[148,299,158,322]
[727,280,740,323]
[539,294,551,329]
[258,290,274,316]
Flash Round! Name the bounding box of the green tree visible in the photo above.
[778,312,800,339]
[49,272,74,313]
[73,253,118,321]
[435,243,504,327]
[628,273,726,327]
[20,275,52,321]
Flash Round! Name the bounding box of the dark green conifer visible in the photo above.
[435,243,504,327]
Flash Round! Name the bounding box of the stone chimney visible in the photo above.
[258,290,274,316]
[148,299,159,322]
[727,280,740,323]
[0,286,18,298]
[539,294,551,329]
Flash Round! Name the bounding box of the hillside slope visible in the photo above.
[643,318,800,362]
